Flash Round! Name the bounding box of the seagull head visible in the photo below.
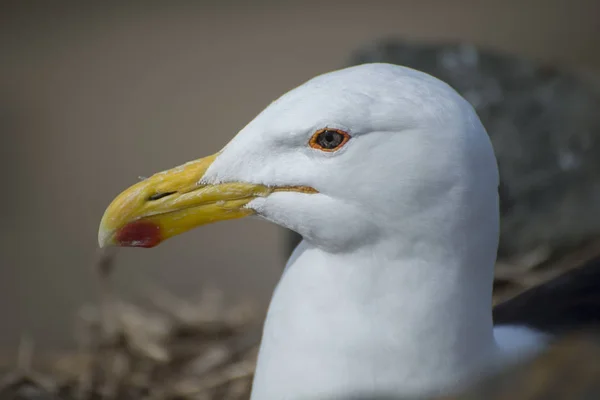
[99,63,499,257]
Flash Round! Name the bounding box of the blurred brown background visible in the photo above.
[1,1,599,351]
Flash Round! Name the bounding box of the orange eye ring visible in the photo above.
[309,128,351,152]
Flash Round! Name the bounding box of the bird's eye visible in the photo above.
[309,128,350,152]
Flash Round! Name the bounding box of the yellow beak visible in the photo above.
[98,153,316,248]
[98,153,272,248]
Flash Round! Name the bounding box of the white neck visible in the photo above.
[251,239,498,400]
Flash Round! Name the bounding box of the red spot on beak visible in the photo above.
[115,220,162,248]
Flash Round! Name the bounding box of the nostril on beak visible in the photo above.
[148,191,177,201]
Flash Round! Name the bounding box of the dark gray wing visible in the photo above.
[493,255,600,335]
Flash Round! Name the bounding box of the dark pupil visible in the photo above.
[318,130,343,149]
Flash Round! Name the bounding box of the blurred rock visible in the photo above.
[0,375,60,400]
[349,39,600,260]
[289,40,600,261]
[339,331,600,400]
[449,330,600,400]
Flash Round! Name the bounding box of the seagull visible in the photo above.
[97,63,595,399]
